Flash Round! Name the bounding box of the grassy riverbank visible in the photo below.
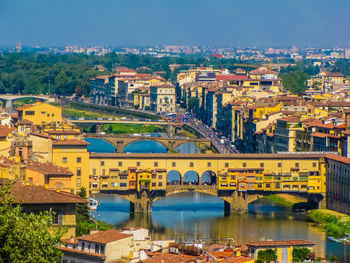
[63,108,113,119]
[263,194,307,207]
[308,209,350,239]
[103,123,166,134]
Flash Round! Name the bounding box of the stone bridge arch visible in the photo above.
[122,139,169,152]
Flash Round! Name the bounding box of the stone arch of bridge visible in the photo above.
[167,170,182,185]
[183,170,200,185]
[201,170,217,185]
[152,187,220,203]
[122,139,169,152]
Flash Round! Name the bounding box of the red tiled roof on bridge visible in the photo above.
[326,154,350,165]
[247,240,315,247]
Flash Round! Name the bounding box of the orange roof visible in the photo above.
[26,161,73,176]
[326,154,350,165]
[222,256,254,263]
[78,230,132,244]
[250,67,277,75]
[16,102,43,111]
[48,130,81,135]
[52,139,89,146]
[0,125,14,137]
[58,247,104,258]
[247,240,315,247]
[140,252,197,263]
[311,132,339,139]
[0,179,86,204]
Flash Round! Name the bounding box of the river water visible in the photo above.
[85,138,350,262]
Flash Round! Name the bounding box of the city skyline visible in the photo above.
[1,0,350,48]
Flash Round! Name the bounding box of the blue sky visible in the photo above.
[1,0,350,47]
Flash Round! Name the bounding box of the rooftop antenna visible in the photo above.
[17,41,21,53]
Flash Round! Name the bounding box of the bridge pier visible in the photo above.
[130,192,152,213]
[222,191,259,214]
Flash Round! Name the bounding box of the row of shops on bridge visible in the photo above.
[89,166,325,196]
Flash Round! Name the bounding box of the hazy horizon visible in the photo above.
[1,0,350,48]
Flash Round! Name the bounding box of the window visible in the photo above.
[152,174,156,179]
[154,162,158,167]
[76,168,81,176]
[295,162,299,168]
[158,182,163,187]
[20,126,25,132]
[266,183,271,188]
[82,242,85,251]
[260,163,264,168]
[100,245,105,254]
[208,162,211,167]
[63,135,68,140]
[101,161,105,166]
[56,135,61,140]
[172,162,176,167]
[225,162,229,168]
[137,162,140,166]
[159,175,163,179]
[93,169,96,176]
[77,157,81,163]
[190,162,194,167]
[25,111,34,115]
[102,169,106,176]
[47,114,50,117]
[52,114,54,117]
[76,178,81,187]
[243,162,246,167]
[120,183,127,187]
[278,162,282,168]
[152,182,156,187]
[95,244,99,254]
[62,157,67,163]
[313,162,317,167]
[118,161,122,167]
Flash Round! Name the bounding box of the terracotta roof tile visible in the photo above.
[48,130,81,135]
[0,179,86,204]
[27,161,73,176]
[326,154,350,165]
[58,247,104,258]
[140,252,197,263]
[78,230,132,244]
[247,240,315,247]
[0,125,14,137]
[221,256,254,263]
[52,139,89,146]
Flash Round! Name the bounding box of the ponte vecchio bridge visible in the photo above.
[89,153,327,213]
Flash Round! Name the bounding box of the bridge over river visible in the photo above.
[85,134,212,153]
[91,152,327,214]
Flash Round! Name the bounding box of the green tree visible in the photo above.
[256,248,277,263]
[0,182,66,262]
[292,247,311,262]
[280,70,308,95]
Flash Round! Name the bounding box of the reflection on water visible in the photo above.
[91,192,349,262]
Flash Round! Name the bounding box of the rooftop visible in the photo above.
[77,230,132,244]
[246,240,315,247]
[0,179,86,204]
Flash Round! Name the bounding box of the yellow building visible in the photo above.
[16,102,62,125]
[52,139,90,195]
[25,161,73,192]
[89,153,327,197]
[247,240,315,263]
[0,125,14,157]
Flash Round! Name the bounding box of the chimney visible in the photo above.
[70,236,74,243]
